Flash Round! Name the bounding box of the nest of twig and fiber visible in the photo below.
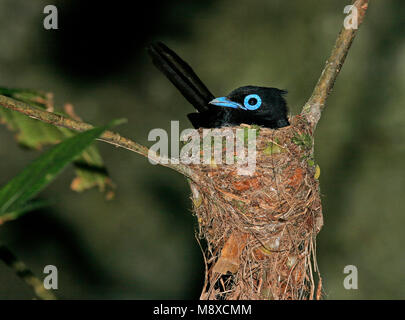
[187,115,323,300]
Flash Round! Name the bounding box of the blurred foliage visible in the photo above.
[0,87,114,196]
[0,122,114,224]
[0,0,404,299]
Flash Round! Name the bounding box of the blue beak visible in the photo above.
[209,97,246,110]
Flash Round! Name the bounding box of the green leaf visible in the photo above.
[0,199,50,224]
[0,121,117,216]
[0,87,115,195]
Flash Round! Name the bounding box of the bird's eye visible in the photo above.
[243,94,262,110]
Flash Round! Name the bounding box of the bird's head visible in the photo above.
[209,86,289,128]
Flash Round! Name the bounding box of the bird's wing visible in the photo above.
[147,42,214,113]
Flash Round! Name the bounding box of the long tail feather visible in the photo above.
[147,42,214,113]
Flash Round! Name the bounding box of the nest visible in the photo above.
[187,115,323,300]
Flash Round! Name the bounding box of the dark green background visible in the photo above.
[0,0,404,299]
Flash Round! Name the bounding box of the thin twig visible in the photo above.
[0,94,196,180]
[0,244,56,300]
[302,0,369,128]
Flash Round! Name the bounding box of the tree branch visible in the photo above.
[301,0,369,128]
[0,244,56,300]
[0,94,196,180]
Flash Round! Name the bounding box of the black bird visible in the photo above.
[147,42,289,129]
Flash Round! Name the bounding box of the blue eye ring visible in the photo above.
[244,94,262,110]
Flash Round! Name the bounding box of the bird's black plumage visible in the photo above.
[147,42,289,129]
